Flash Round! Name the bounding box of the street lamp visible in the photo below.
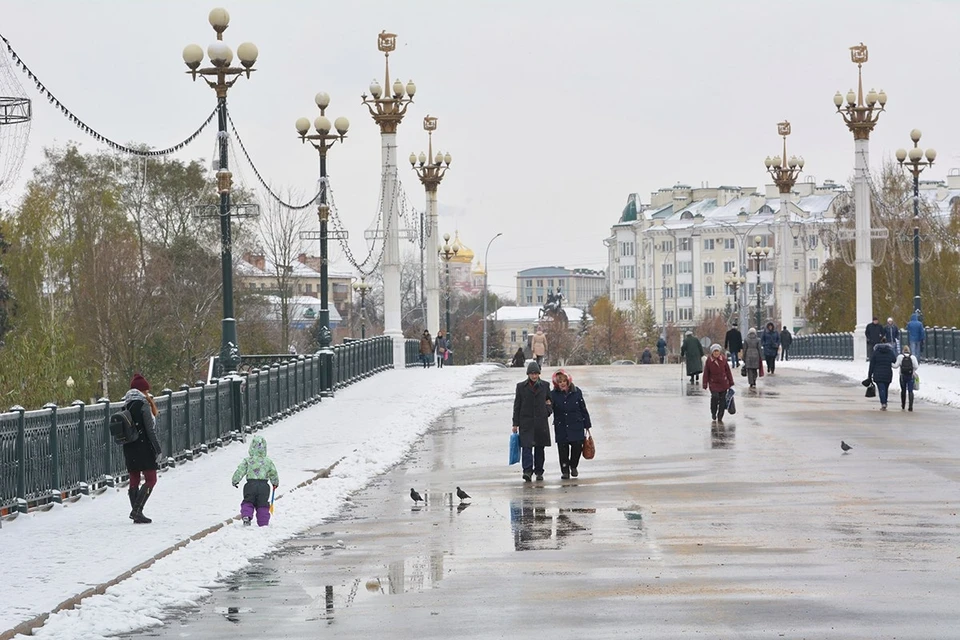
[482,232,503,362]
[723,272,746,323]
[183,7,259,375]
[352,279,372,339]
[765,120,804,333]
[296,92,349,395]
[708,209,772,331]
[409,115,452,337]
[439,233,460,360]
[746,236,771,330]
[834,42,887,361]
[896,129,936,324]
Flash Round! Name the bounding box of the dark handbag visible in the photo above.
[861,378,872,388]
[740,366,746,377]
[865,383,876,398]
[582,433,596,460]
[726,396,737,415]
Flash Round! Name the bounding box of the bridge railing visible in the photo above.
[789,326,959,365]
[0,335,407,520]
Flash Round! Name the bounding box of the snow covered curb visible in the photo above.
[5,366,488,640]
[777,358,960,409]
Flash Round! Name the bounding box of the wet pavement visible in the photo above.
[127,366,960,639]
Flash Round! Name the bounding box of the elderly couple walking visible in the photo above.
[512,361,592,482]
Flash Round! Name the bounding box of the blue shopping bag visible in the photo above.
[509,432,521,465]
[725,387,737,415]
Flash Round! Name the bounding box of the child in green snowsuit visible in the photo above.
[231,435,280,526]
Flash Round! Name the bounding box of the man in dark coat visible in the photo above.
[865,317,883,356]
[512,361,552,482]
[656,336,667,364]
[779,326,793,361]
[724,322,743,368]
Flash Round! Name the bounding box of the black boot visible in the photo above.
[128,486,138,521]
[132,486,154,524]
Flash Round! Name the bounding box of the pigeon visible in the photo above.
[841,441,853,452]
[410,488,424,504]
[456,487,471,502]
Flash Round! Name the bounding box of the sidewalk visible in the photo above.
[0,365,488,638]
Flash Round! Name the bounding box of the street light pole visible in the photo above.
[896,129,936,324]
[353,279,371,339]
[182,8,259,375]
[295,93,349,395]
[409,115,452,338]
[747,236,771,330]
[439,234,460,362]
[482,232,503,362]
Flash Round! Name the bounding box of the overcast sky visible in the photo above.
[2,0,958,300]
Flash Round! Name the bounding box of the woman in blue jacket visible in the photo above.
[550,369,592,479]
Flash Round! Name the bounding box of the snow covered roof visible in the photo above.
[238,259,353,280]
[262,295,343,324]
[488,306,586,323]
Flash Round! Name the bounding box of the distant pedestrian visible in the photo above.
[531,328,548,366]
[884,317,901,352]
[742,327,762,390]
[656,336,667,364]
[724,322,743,368]
[640,347,653,364]
[511,347,526,368]
[905,313,925,359]
[435,330,449,368]
[867,335,898,411]
[550,369,592,479]
[512,361,552,482]
[419,330,434,369]
[231,435,280,527]
[702,344,734,425]
[761,322,781,375]
[681,330,704,385]
[865,317,883,355]
[893,345,919,412]
[123,374,163,524]
[779,326,793,361]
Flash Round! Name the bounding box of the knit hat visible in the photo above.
[526,361,541,375]
[709,343,723,354]
[748,328,757,335]
[130,373,150,393]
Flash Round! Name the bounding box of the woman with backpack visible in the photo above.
[122,374,163,523]
[893,345,919,412]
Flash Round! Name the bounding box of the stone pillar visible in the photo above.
[380,132,405,368]
[853,137,872,361]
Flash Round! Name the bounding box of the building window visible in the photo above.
[794,259,800,270]
[558,279,565,289]
[666,310,675,323]
[537,279,543,287]
[522,330,528,343]
[793,237,800,248]
[703,262,715,275]
[619,242,635,257]
[661,241,674,252]
[678,283,693,297]
[705,285,715,298]
[678,261,692,274]
[808,235,819,248]
[548,279,554,288]
[809,257,819,271]
[537,295,544,303]
[723,260,735,273]
[724,238,735,250]
[510,330,516,342]
[703,238,715,251]
[526,279,532,287]
[664,287,674,299]
[794,283,800,293]
[526,296,533,304]
[679,307,693,321]
[662,263,673,277]
[795,305,801,317]
[678,237,691,251]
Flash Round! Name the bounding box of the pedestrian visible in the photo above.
[123,373,163,524]
[550,369,591,480]
[867,335,898,410]
[435,330,448,368]
[884,317,901,352]
[779,326,793,361]
[531,327,548,366]
[893,345,919,412]
[640,346,653,364]
[231,435,280,526]
[702,343,734,425]
[656,335,667,364]
[419,330,434,369]
[761,322,781,375]
[905,313,925,359]
[511,346,526,368]
[512,361,552,482]
[742,327,762,390]
[724,322,743,368]
[681,330,704,385]
[865,317,883,355]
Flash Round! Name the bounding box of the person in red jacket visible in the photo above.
[702,343,735,425]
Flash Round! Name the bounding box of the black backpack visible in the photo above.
[110,408,139,445]
[900,355,914,378]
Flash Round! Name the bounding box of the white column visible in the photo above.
[853,137,872,361]
[778,195,795,334]
[380,131,405,368]
[425,189,440,336]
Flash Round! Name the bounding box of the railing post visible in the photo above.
[179,384,190,455]
[11,405,26,510]
[198,380,207,449]
[231,375,244,437]
[44,402,60,495]
[99,397,112,480]
[163,388,174,456]
[73,400,86,488]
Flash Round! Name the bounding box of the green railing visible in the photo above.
[922,326,960,365]
[791,333,854,360]
[0,336,402,518]
[791,327,959,365]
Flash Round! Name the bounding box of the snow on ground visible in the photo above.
[777,358,960,408]
[0,365,490,640]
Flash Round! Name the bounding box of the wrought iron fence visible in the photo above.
[789,326,959,365]
[0,336,402,519]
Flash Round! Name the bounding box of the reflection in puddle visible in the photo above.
[711,422,736,449]
[509,498,590,551]
[216,606,252,624]
[386,552,447,594]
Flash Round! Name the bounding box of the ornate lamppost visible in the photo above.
[353,279,372,339]
[723,272,746,323]
[834,42,887,360]
[896,129,936,324]
[182,8,259,375]
[295,93,349,395]
[746,236,771,330]
[439,234,460,358]
[362,31,416,368]
[764,120,804,333]
[409,115,451,338]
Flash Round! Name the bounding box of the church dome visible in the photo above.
[450,230,474,263]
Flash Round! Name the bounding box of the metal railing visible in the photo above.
[789,326,959,365]
[0,336,403,519]
[922,326,960,365]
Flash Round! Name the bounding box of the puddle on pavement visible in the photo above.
[711,423,736,449]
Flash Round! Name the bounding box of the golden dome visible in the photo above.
[472,261,486,275]
[450,230,474,263]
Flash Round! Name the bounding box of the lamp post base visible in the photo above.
[388,332,405,369]
[319,349,335,397]
[853,323,868,362]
